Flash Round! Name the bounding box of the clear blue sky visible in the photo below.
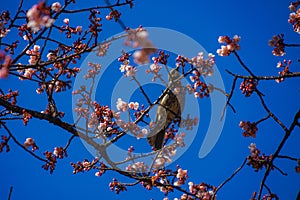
[1,0,300,199]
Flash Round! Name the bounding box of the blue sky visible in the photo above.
[1,0,300,199]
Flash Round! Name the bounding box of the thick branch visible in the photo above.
[226,70,300,80]
[257,110,300,199]
[0,98,118,168]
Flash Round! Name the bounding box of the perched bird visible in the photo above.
[147,69,185,150]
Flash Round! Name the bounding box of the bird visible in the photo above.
[147,69,185,150]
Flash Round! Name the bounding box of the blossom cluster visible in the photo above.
[124,27,156,65]
[247,143,273,172]
[217,35,241,56]
[239,121,258,138]
[60,18,83,38]
[288,2,300,34]
[0,11,11,38]
[88,10,102,37]
[118,52,137,77]
[151,169,174,194]
[189,52,215,76]
[295,160,300,173]
[240,78,258,97]
[73,90,90,119]
[153,50,170,65]
[188,182,216,200]
[152,134,185,168]
[41,147,85,174]
[53,146,67,159]
[180,114,198,131]
[132,104,148,122]
[174,168,188,186]
[175,55,189,68]
[146,64,163,82]
[42,151,57,174]
[89,102,118,138]
[0,135,10,153]
[95,162,107,177]
[26,45,41,65]
[126,161,148,173]
[188,70,210,98]
[146,51,170,82]
[71,158,99,174]
[163,124,179,144]
[115,98,149,138]
[268,34,286,56]
[0,89,18,105]
[4,40,19,55]
[109,178,127,194]
[22,109,32,125]
[51,2,61,12]
[262,193,279,200]
[275,59,292,83]
[119,61,137,77]
[145,51,169,79]
[106,10,121,21]
[153,151,174,169]
[95,42,111,57]
[24,137,38,151]
[251,192,279,200]
[0,50,12,78]
[26,2,54,33]
[19,68,36,80]
[83,62,100,79]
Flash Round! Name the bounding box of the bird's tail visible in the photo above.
[147,128,166,150]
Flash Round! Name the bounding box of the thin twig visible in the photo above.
[132,76,152,105]
[8,186,13,200]
[277,155,299,161]
[255,90,288,131]
[1,122,48,162]
[255,114,271,125]
[213,158,247,197]
[104,0,127,30]
[273,164,288,176]
[64,135,76,150]
[221,76,237,120]
[284,43,300,47]
[233,51,256,77]
[63,1,132,14]
[264,183,272,195]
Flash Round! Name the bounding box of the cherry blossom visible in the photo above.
[275,59,292,83]
[268,34,286,56]
[51,2,61,12]
[119,63,137,77]
[24,137,38,151]
[174,168,188,186]
[0,51,11,78]
[128,101,139,110]
[63,18,69,24]
[27,2,54,32]
[189,52,215,76]
[240,78,258,97]
[0,135,10,153]
[239,121,258,138]
[116,98,128,112]
[217,35,241,56]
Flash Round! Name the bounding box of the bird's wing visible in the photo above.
[147,90,181,149]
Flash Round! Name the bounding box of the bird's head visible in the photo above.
[168,69,181,86]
